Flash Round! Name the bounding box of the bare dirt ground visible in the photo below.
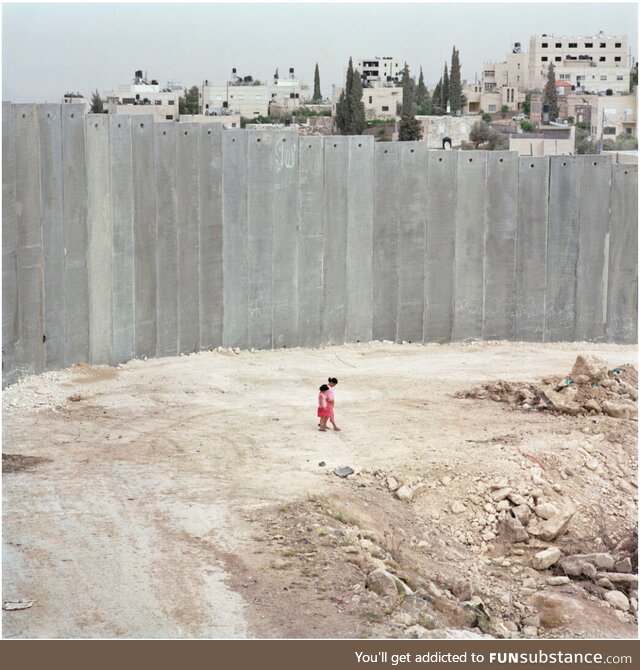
[2,341,638,639]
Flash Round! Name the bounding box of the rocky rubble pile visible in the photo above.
[456,355,637,419]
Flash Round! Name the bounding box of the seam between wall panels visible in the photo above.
[395,146,401,344]
[481,153,488,341]
[573,157,583,343]
[451,151,458,342]
[542,156,551,342]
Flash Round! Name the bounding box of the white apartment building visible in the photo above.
[528,32,630,94]
[357,57,402,86]
[62,92,90,111]
[463,82,525,114]
[103,71,180,121]
[200,68,309,118]
[482,47,529,91]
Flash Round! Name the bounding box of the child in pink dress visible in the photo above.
[326,377,341,431]
[317,384,331,431]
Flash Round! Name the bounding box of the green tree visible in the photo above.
[348,69,366,134]
[469,120,492,148]
[90,89,103,114]
[398,64,422,141]
[543,63,559,121]
[313,63,322,102]
[415,67,431,115]
[523,91,531,115]
[500,104,509,119]
[449,47,462,115]
[432,80,442,113]
[179,86,199,115]
[336,57,355,134]
[441,62,449,110]
[630,63,638,92]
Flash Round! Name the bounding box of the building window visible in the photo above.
[603,126,616,135]
[541,56,548,62]
[601,75,608,81]
[488,105,496,112]
[560,74,571,80]
[615,42,622,48]
[168,100,174,105]
[569,42,577,48]
[625,127,632,134]
[555,42,562,47]
[541,42,548,48]
[585,43,593,48]
[617,75,624,81]
[166,115,173,120]
[600,42,606,48]
[369,96,372,104]
[555,57,561,62]
[381,106,389,111]
[599,56,606,62]
[615,56,621,62]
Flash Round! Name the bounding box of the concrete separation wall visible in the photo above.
[2,104,638,385]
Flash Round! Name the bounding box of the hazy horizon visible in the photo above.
[3,2,638,103]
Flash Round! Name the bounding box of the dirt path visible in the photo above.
[2,341,637,638]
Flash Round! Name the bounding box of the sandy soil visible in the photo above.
[2,341,637,639]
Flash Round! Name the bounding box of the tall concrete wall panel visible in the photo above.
[110,116,135,364]
[454,152,486,341]
[607,164,638,344]
[425,151,456,343]
[575,156,612,342]
[38,104,66,371]
[3,102,18,385]
[298,137,324,348]
[222,130,248,348]
[247,130,274,350]
[515,156,549,342]
[62,105,89,364]
[132,116,157,359]
[272,130,299,348]
[14,104,45,375]
[85,115,113,365]
[3,104,638,384]
[198,124,223,350]
[176,123,200,353]
[546,156,582,342]
[154,123,179,358]
[484,152,518,340]
[372,143,399,342]
[346,136,374,343]
[322,137,349,345]
[397,142,427,343]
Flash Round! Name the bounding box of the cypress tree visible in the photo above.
[441,62,449,110]
[543,62,559,121]
[449,47,462,115]
[348,69,365,134]
[415,67,430,115]
[432,80,441,112]
[336,57,355,134]
[398,64,423,141]
[313,63,322,102]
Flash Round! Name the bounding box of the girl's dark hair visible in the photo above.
[328,377,338,385]
[319,384,329,392]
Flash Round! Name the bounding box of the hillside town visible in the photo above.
[65,31,637,159]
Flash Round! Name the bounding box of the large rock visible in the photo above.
[604,590,630,612]
[578,553,616,571]
[491,487,512,502]
[534,502,559,520]
[395,485,413,502]
[366,568,411,597]
[601,401,629,419]
[544,389,582,416]
[530,505,576,541]
[559,556,597,578]
[532,547,562,570]
[512,505,531,526]
[497,515,529,543]
[532,593,587,629]
[571,355,609,382]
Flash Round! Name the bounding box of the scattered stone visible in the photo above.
[601,401,628,419]
[497,516,529,543]
[491,479,509,490]
[2,600,35,611]
[491,487,512,502]
[534,502,559,520]
[512,505,531,526]
[532,593,587,628]
[558,556,597,579]
[532,506,576,541]
[395,485,413,502]
[523,577,537,589]
[334,466,354,478]
[571,355,608,382]
[578,553,616,571]
[584,399,602,414]
[441,475,452,486]
[585,458,599,471]
[318,461,326,467]
[547,576,571,586]
[604,590,630,612]
[451,501,466,514]
[508,493,527,506]
[271,558,290,570]
[451,578,473,601]
[596,573,638,586]
[365,568,412,597]
[495,500,510,512]
[532,547,562,570]
[523,625,538,637]
[597,578,614,589]
[387,477,400,492]
[615,557,632,573]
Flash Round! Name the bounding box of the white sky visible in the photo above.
[2,1,638,102]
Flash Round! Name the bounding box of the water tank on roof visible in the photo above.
[513,42,521,53]
[135,70,143,79]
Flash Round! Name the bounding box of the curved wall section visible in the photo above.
[2,104,637,385]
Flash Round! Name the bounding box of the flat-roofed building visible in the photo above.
[103,70,180,121]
